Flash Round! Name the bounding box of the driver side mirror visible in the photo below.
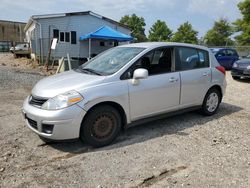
[132,68,148,85]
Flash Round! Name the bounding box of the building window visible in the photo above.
[65,32,70,42]
[71,31,76,44]
[53,29,59,39]
[100,41,105,46]
[60,32,65,42]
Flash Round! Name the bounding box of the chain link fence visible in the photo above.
[0,41,12,52]
[31,38,87,67]
[0,41,31,53]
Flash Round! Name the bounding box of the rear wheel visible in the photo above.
[201,88,221,116]
[80,105,121,147]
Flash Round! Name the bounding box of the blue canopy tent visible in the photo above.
[79,26,133,58]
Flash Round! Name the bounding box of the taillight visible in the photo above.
[216,66,226,75]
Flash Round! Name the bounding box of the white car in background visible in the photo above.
[22,42,227,147]
[10,43,30,57]
[10,43,29,52]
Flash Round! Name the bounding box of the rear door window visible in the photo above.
[227,49,237,56]
[175,47,209,71]
[198,50,209,67]
[216,50,227,57]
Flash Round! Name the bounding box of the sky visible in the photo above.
[0,0,243,37]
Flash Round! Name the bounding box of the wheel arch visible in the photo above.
[82,101,128,129]
[206,85,223,102]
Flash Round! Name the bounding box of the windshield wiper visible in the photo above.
[81,68,103,76]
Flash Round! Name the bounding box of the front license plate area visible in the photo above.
[243,70,250,75]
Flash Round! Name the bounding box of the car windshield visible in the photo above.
[246,54,250,59]
[80,47,145,75]
[15,44,23,48]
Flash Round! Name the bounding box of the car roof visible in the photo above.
[119,42,209,51]
[210,47,235,51]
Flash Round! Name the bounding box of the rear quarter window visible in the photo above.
[227,49,238,56]
[175,47,209,71]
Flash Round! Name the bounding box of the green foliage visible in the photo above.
[120,14,147,42]
[148,20,172,41]
[204,19,234,46]
[234,0,250,45]
[171,22,198,44]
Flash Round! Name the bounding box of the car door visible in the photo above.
[175,47,211,108]
[216,49,230,68]
[126,47,180,121]
[23,44,28,51]
[227,49,239,68]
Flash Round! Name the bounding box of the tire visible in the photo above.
[201,88,221,116]
[80,105,121,147]
[232,76,240,80]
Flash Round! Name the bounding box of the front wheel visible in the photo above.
[80,105,121,147]
[201,88,221,116]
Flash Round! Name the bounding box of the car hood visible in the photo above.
[10,47,21,50]
[31,70,106,98]
[236,59,250,64]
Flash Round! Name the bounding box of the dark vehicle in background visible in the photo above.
[210,48,239,70]
[231,54,250,80]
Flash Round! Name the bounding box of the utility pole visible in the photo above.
[19,24,22,42]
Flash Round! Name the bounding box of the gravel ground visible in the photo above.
[0,64,250,188]
[0,53,56,76]
[0,66,44,89]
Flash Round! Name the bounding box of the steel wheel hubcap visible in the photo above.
[92,115,115,139]
[206,92,219,112]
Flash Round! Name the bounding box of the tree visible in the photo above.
[148,20,172,41]
[234,0,250,45]
[120,14,147,42]
[171,22,198,44]
[204,19,234,46]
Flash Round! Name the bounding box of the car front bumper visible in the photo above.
[231,68,250,78]
[22,96,86,140]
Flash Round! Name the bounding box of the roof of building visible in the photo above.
[24,11,130,31]
[0,19,26,24]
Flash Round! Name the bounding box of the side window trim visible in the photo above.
[120,47,174,80]
[120,49,155,80]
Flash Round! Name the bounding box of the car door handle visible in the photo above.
[169,77,178,82]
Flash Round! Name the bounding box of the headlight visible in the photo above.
[41,90,83,110]
[233,63,238,68]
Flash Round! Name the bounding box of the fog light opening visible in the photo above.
[42,124,54,134]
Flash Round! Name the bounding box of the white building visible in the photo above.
[24,11,132,62]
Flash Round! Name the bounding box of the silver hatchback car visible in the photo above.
[22,42,226,147]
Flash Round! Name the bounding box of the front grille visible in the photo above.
[29,95,48,107]
[27,117,38,130]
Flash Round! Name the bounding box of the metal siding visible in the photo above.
[32,15,131,59]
